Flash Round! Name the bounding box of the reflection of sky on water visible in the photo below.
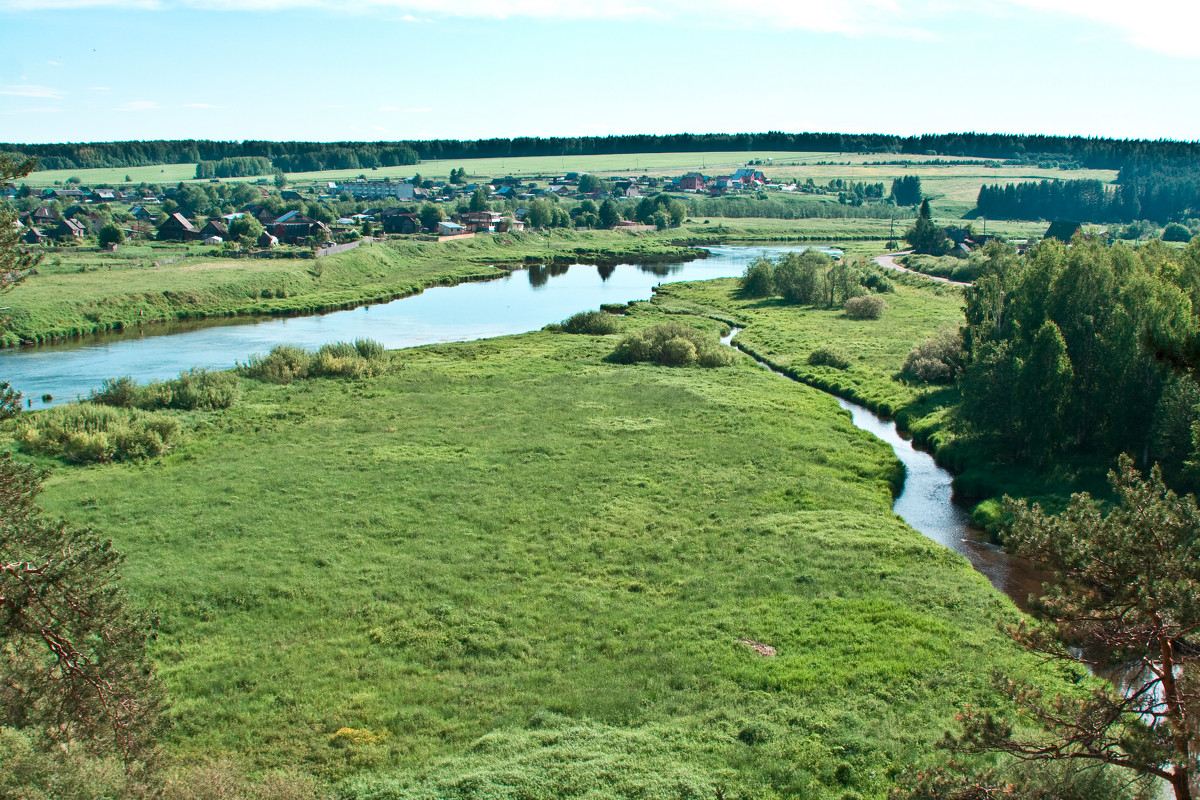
[0,244,839,405]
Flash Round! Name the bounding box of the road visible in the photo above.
[871,251,972,287]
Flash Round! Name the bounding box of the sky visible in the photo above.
[1,0,1198,145]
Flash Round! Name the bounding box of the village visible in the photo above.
[3,166,780,252]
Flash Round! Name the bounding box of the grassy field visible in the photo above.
[22,151,1117,222]
[5,305,1057,797]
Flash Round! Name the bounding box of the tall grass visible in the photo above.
[92,368,240,411]
[18,404,180,463]
[239,339,388,384]
[609,322,734,368]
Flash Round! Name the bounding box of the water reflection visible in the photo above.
[0,243,840,404]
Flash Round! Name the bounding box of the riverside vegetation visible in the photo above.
[0,301,1078,799]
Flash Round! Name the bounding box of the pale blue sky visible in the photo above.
[1,0,1197,144]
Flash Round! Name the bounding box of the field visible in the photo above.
[7,300,1058,798]
[21,150,1116,220]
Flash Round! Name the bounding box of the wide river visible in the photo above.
[1,242,1035,603]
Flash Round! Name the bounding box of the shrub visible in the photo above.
[860,270,895,294]
[1163,222,1193,243]
[739,257,776,298]
[609,322,734,368]
[239,340,387,384]
[239,344,313,384]
[560,310,620,335]
[844,295,887,319]
[901,326,964,384]
[91,369,240,411]
[18,404,180,463]
[808,346,850,370]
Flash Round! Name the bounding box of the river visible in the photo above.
[0,243,839,406]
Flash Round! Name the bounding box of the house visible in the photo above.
[45,188,87,201]
[732,168,767,186]
[203,235,224,246]
[157,212,201,241]
[32,206,56,223]
[457,210,502,233]
[280,190,304,201]
[21,227,45,245]
[92,188,117,202]
[437,221,466,236]
[381,212,421,235]
[200,220,228,239]
[679,172,707,192]
[53,218,87,240]
[624,183,640,198]
[257,230,279,248]
[129,206,155,221]
[269,211,330,244]
[1044,220,1082,243]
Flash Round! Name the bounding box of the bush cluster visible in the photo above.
[91,368,240,411]
[559,310,621,335]
[609,322,734,368]
[807,346,851,370]
[901,327,965,384]
[239,339,388,384]
[844,295,888,319]
[18,404,180,463]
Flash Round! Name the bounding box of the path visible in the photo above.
[872,251,971,287]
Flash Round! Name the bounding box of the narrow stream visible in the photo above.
[721,328,1042,606]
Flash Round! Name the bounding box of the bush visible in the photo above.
[860,270,894,293]
[92,369,240,411]
[239,344,313,384]
[844,295,887,319]
[1163,222,1193,243]
[239,340,387,384]
[901,327,964,384]
[18,404,180,463]
[609,322,734,368]
[739,257,775,298]
[808,346,850,370]
[560,310,620,335]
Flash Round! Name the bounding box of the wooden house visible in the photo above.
[157,212,201,241]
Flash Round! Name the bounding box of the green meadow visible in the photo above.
[11,303,1050,798]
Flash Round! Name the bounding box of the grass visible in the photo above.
[0,229,698,345]
[7,309,1054,797]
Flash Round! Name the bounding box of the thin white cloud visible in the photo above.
[89,86,111,91]
[400,107,432,113]
[0,84,66,99]
[996,0,1200,59]
[182,102,225,108]
[371,124,387,132]
[46,60,62,66]
[378,105,399,111]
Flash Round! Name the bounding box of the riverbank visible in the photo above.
[7,307,1058,797]
[0,229,701,347]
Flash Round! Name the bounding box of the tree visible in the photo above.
[577,173,600,193]
[915,456,1199,800]
[597,200,620,229]
[227,215,264,245]
[98,223,124,248]
[419,201,445,231]
[1,154,42,293]
[1164,223,1193,243]
[469,187,489,212]
[0,155,161,769]
[905,200,952,256]
[273,171,287,190]
[891,175,923,206]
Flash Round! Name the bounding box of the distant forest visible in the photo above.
[977,164,1200,223]
[4,131,1200,173]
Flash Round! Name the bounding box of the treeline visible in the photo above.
[977,167,1200,223]
[975,179,1135,222]
[194,156,272,179]
[6,132,1200,172]
[955,238,1200,486]
[684,196,906,220]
